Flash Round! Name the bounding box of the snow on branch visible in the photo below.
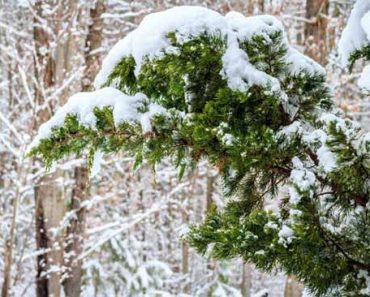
[95,6,323,92]
[28,87,166,152]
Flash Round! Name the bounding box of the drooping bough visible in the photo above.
[29,6,370,296]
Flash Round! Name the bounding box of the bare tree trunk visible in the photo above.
[63,2,106,296]
[181,174,190,280]
[205,168,217,287]
[33,1,70,296]
[181,211,189,294]
[1,159,29,297]
[81,0,106,93]
[257,0,265,14]
[304,0,329,64]
[245,0,265,15]
[1,35,16,296]
[63,168,88,297]
[206,172,215,211]
[182,169,199,294]
[33,2,57,296]
[1,177,19,297]
[34,193,49,297]
[284,275,304,297]
[241,264,252,297]
[34,177,65,297]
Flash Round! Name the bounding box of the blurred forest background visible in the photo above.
[0,0,368,296]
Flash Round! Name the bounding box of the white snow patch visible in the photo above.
[288,187,301,206]
[90,150,103,178]
[221,12,283,91]
[265,221,279,230]
[354,132,370,155]
[289,157,316,203]
[361,11,370,43]
[290,157,316,190]
[358,270,370,295]
[276,121,302,141]
[221,36,279,92]
[278,225,294,247]
[303,129,327,146]
[358,64,370,91]
[286,47,325,76]
[225,12,283,41]
[317,145,337,173]
[338,0,370,64]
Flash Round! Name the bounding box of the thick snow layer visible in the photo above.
[225,12,283,41]
[361,11,370,42]
[339,1,370,91]
[338,0,370,64]
[358,64,370,90]
[95,6,322,94]
[95,6,227,85]
[221,12,284,91]
[29,87,166,151]
[221,36,279,91]
[285,48,325,76]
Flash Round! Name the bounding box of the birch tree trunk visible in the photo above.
[63,1,106,296]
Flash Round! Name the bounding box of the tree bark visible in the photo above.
[304,0,329,65]
[34,177,65,297]
[63,167,88,297]
[33,1,74,296]
[181,212,189,294]
[284,275,304,297]
[81,0,106,93]
[1,165,27,297]
[206,171,214,211]
[1,167,19,297]
[1,35,16,295]
[241,264,252,297]
[33,2,59,296]
[63,1,106,296]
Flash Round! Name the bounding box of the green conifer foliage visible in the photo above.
[28,7,370,296]
[349,45,370,71]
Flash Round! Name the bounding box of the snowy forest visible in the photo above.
[1,0,370,296]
